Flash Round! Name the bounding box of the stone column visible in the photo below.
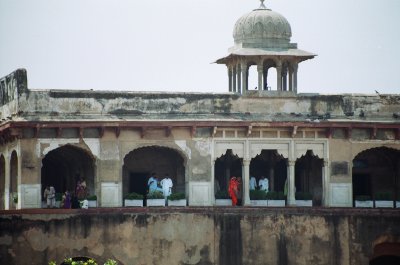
[257,64,263,93]
[293,63,298,93]
[211,159,216,205]
[282,67,288,91]
[322,160,330,206]
[4,151,10,210]
[288,66,293,91]
[242,159,251,206]
[287,160,296,206]
[269,165,275,192]
[228,66,233,92]
[276,64,282,91]
[237,63,242,94]
[241,62,248,94]
[263,68,269,90]
[232,65,237,93]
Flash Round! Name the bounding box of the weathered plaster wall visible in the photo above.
[15,88,400,122]
[0,208,399,265]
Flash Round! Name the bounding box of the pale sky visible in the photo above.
[1,0,399,94]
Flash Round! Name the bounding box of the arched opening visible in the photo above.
[0,155,5,210]
[295,150,323,206]
[263,59,277,91]
[10,151,18,209]
[214,150,243,198]
[370,242,400,265]
[250,150,287,193]
[247,62,258,91]
[123,146,186,197]
[41,145,95,202]
[353,147,400,206]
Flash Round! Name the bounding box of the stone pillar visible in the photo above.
[322,160,330,206]
[293,63,298,93]
[287,160,296,206]
[232,65,237,93]
[211,159,216,205]
[241,62,248,94]
[269,165,275,192]
[4,151,10,210]
[257,64,263,93]
[237,64,242,94]
[282,67,288,91]
[242,159,251,206]
[276,64,282,91]
[228,66,233,92]
[263,68,268,90]
[288,66,293,92]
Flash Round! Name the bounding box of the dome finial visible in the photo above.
[259,0,267,9]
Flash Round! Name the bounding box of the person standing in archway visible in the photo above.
[161,174,173,199]
[228,176,240,206]
[44,185,56,208]
[259,176,269,192]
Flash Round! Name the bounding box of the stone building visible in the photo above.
[0,0,399,211]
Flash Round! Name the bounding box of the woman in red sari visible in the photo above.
[228,176,240,206]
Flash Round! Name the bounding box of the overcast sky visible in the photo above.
[1,0,399,94]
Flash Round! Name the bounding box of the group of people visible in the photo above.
[250,176,269,191]
[147,173,173,198]
[43,177,88,209]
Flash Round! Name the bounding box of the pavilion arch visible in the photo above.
[41,144,96,201]
[295,150,324,206]
[214,149,243,194]
[250,150,288,192]
[352,147,400,204]
[0,154,5,210]
[122,145,187,197]
[10,150,18,209]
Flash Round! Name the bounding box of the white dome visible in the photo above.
[233,3,292,49]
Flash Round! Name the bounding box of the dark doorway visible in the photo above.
[41,145,95,200]
[352,147,400,204]
[129,172,148,195]
[295,150,323,206]
[214,149,242,194]
[370,242,400,265]
[249,150,287,192]
[123,146,186,198]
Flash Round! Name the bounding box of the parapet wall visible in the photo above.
[1,208,399,265]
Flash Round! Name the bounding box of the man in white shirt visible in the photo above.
[161,174,173,198]
[250,176,257,190]
[258,176,269,192]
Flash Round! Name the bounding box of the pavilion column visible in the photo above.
[288,66,293,91]
[276,64,282,91]
[293,63,298,93]
[228,66,233,92]
[211,159,216,205]
[287,160,296,206]
[322,160,330,206]
[232,65,237,93]
[237,63,242,94]
[257,63,263,94]
[241,62,248,94]
[263,68,268,90]
[4,151,10,210]
[242,159,251,206]
[282,67,288,91]
[269,165,275,192]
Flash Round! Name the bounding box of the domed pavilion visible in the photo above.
[216,0,316,95]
